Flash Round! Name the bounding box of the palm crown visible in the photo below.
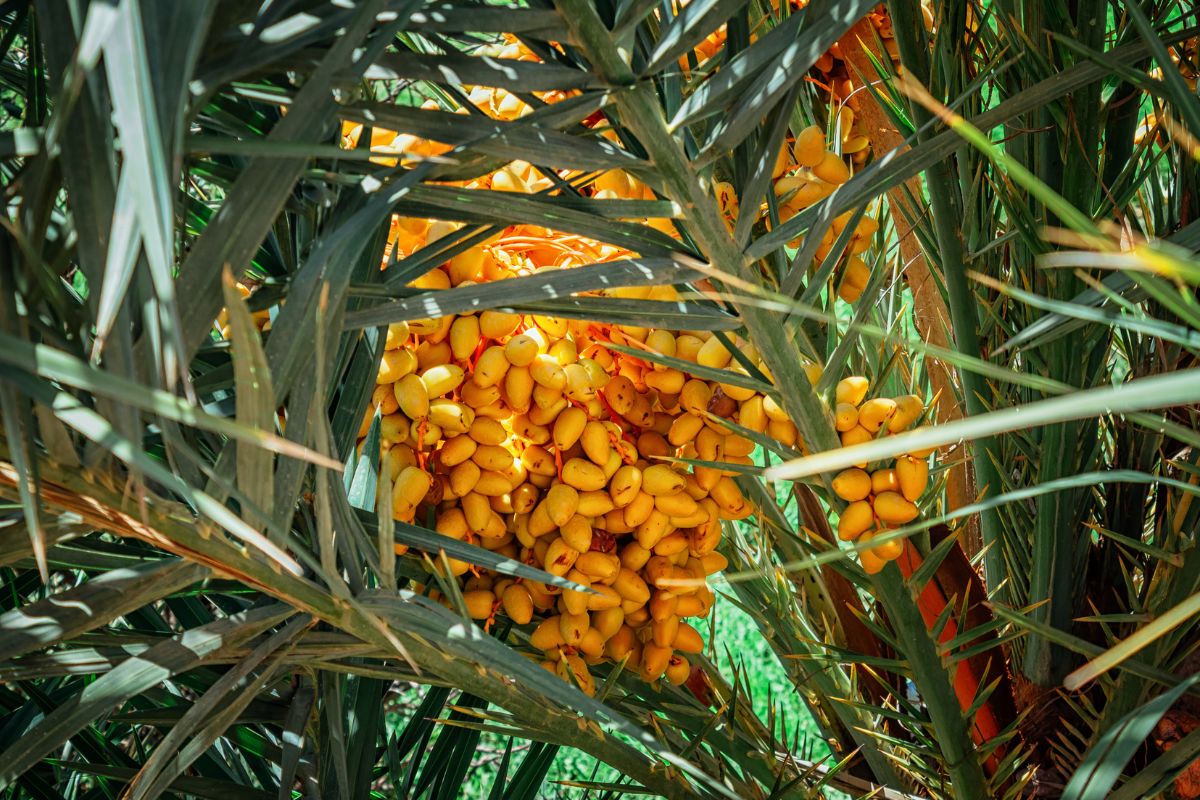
[2,0,1200,798]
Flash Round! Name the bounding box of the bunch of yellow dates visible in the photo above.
[766,118,878,302]
[364,274,805,693]
[828,376,934,573]
[340,28,911,693]
[344,38,882,306]
[581,124,882,303]
[669,0,897,306]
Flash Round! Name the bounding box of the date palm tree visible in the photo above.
[1,0,1199,797]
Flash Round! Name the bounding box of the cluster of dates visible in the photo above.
[332,19,938,692]
[365,292,799,691]
[829,377,933,572]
